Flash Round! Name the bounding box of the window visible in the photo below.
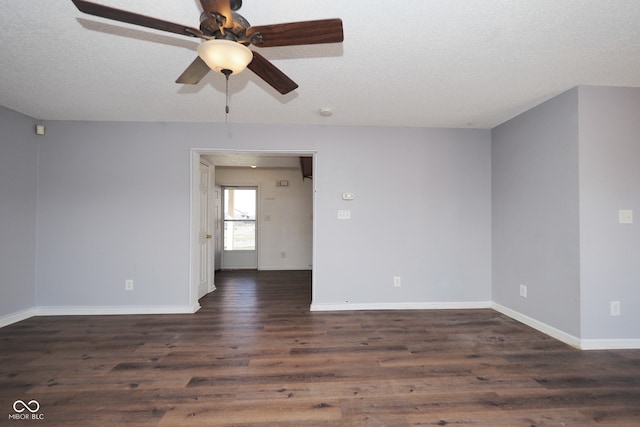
[223,188,256,251]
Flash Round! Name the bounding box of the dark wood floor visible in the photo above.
[1,270,639,426]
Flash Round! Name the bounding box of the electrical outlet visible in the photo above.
[610,301,621,316]
[519,284,527,298]
[125,280,134,291]
[393,276,401,287]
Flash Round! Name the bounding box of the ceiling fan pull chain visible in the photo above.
[222,69,232,123]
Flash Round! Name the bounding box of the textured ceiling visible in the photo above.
[1,0,639,129]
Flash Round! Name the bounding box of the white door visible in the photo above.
[197,162,213,298]
[222,187,258,269]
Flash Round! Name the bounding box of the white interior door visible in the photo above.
[222,187,258,269]
[197,162,212,298]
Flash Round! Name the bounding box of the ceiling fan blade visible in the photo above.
[200,0,234,28]
[71,0,204,38]
[247,51,298,95]
[176,57,210,84]
[247,19,343,48]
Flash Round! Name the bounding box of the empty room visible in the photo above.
[1,1,639,425]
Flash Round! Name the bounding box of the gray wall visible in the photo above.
[0,102,491,321]
[35,122,192,308]
[313,127,492,306]
[492,88,581,336]
[579,86,640,340]
[493,86,640,343]
[3,86,638,344]
[0,107,38,319]
[31,121,491,310]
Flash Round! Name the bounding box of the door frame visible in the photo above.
[189,149,317,312]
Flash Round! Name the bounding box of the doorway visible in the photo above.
[189,149,316,312]
[221,187,258,269]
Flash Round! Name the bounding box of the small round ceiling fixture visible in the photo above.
[319,107,333,117]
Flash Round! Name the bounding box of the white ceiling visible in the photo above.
[1,0,639,129]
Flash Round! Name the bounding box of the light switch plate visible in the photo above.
[619,209,633,224]
[342,193,355,200]
[337,210,351,220]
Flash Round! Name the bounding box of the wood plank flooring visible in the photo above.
[1,270,639,426]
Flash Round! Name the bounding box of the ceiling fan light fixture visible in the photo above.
[197,39,253,75]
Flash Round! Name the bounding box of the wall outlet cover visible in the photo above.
[610,301,621,316]
[519,284,527,298]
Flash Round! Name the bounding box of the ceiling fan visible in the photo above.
[71,0,344,95]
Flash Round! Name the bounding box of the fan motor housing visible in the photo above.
[200,11,250,43]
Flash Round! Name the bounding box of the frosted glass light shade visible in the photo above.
[197,39,253,75]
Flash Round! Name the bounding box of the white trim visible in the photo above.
[188,150,199,312]
[259,266,313,271]
[0,305,201,328]
[310,301,492,312]
[0,307,37,328]
[580,339,640,350]
[35,305,200,316]
[491,302,582,349]
[311,153,317,306]
[4,302,639,350]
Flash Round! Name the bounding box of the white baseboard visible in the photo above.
[492,303,640,350]
[580,338,640,350]
[4,302,638,350]
[310,301,492,312]
[312,301,640,351]
[0,305,201,328]
[0,307,37,328]
[259,266,313,271]
[491,302,583,349]
[35,305,201,316]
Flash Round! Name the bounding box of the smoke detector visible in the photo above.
[319,107,333,117]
